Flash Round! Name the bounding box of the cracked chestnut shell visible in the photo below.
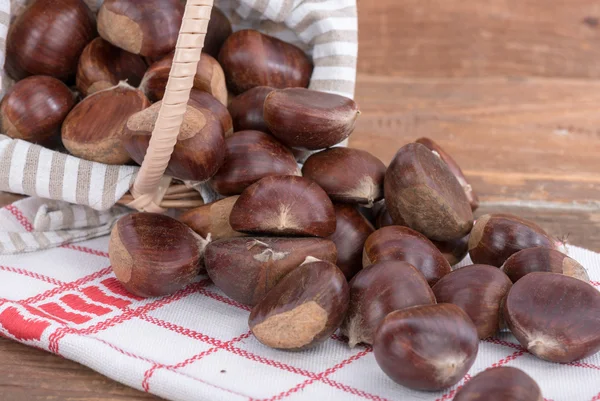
[124,100,225,181]
[139,51,227,104]
[179,196,244,240]
[205,237,337,306]
[341,261,435,347]
[109,213,207,297]
[373,303,479,391]
[249,260,349,350]
[264,88,360,150]
[6,0,97,81]
[363,226,452,286]
[230,175,336,237]
[228,86,274,133]
[62,84,150,164]
[1,76,75,147]
[416,137,479,211]
[432,264,513,339]
[328,204,375,280]
[210,130,300,196]
[502,247,589,283]
[453,367,543,401]
[218,30,312,94]
[468,214,556,267]
[302,148,386,205]
[503,272,600,363]
[76,37,147,96]
[384,143,473,241]
[98,0,184,59]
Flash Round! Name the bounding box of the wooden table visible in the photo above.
[2,0,600,399]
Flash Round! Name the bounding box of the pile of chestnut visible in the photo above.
[3,0,599,399]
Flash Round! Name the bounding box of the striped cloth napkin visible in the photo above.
[1,199,599,401]
[0,0,358,252]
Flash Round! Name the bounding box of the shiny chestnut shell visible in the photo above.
[502,247,589,283]
[249,261,349,350]
[228,86,274,133]
[453,367,543,401]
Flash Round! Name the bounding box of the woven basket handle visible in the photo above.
[128,0,214,213]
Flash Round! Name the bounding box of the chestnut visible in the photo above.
[373,202,398,229]
[0,76,75,147]
[302,148,386,205]
[363,226,452,286]
[328,204,375,280]
[203,7,233,58]
[416,137,479,211]
[341,261,435,347]
[373,303,479,391]
[453,367,543,401]
[205,237,337,305]
[139,52,227,104]
[76,37,147,96]
[218,30,313,94]
[189,90,233,137]
[228,86,274,133]
[264,88,360,150]
[229,175,336,237]
[124,100,225,181]
[431,234,470,266]
[62,83,150,165]
[469,214,556,267]
[210,131,300,196]
[109,213,208,297]
[6,0,97,81]
[248,260,349,350]
[432,264,512,339]
[503,272,600,363]
[97,0,184,59]
[384,143,474,241]
[502,247,589,283]
[180,196,245,240]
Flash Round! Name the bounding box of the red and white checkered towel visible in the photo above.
[1,197,599,401]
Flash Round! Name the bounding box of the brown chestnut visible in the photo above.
[203,7,233,58]
[139,52,228,104]
[6,0,97,81]
[432,264,512,339]
[431,234,470,266]
[385,143,474,241]
[228,86,274,133]
[363,226,452,286]
[97,0,183,59]
[249,260,349,350]
[180,196,245,240]
[62,83,150,164]
[188,90,233,137]
[453,367,543,401]
[124,100,225,181]
[328,204,374,280]
[218,30,313,94]
[503,272,600,363]
[109,213,208,297]
[264,88,360,150]
[341,261,435,347]
[502,247,589,283]
[373,202,398,229]
[469,214,556,267]
[373,303,479,391]
[416,137,479,211]
[0,76,75,147]
[76,37,147,96]
[210,131,300,196]
[230,175,336,237]
[205,237,337,306]
[302,148,386,205]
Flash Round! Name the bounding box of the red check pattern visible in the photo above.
[1,202,599,401]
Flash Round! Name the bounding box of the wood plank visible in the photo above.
[358,0,600,78]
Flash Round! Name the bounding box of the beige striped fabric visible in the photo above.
[0,0,358,253]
